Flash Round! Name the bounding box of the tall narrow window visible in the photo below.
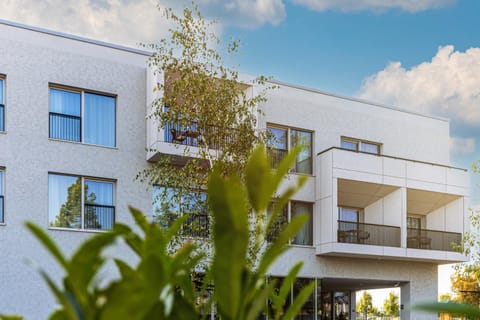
[49,87,116,147]
[0,169,4,223]
[84,93,116,146]
[291,129,312,174]
[267,127,288,169]
[291,201,313,245]
[48,173,115,231]
[49,88,81,142]
[0,78,4,131]
[267,125,313,174]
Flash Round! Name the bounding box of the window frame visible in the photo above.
[267,123,313,175]
[267,200,314,246]
[0,168,4,224]
[0,76,5,132]
[48,172,116,231]
[340,136,381,155]
[49,84,117,147]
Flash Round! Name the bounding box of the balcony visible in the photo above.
[337,221,400,247]
[407,228,461,252]
[164,122,235,150]
[183,213,210,238]
[316,147,469,263]
[84,204,115,231]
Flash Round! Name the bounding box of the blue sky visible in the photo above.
[0,0,478,195]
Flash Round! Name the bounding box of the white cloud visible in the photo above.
[0,0,285,49]
[292,0,454,12]
[359,45,480,125]
[0,0,173,48]
[450,137,475,154]
[196,0,286,27]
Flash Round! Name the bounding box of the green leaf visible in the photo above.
[257,214,308,276]
[283,281,315,320]
[68,232,118,297]
[0,315,24,320]
[208,168,249,318]
[272,262,303,314]
[415,301,480,317]
[25,222,68,270]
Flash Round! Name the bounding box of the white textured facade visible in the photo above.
[0,21,469,320]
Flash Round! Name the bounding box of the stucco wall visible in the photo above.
[0,24,150,318]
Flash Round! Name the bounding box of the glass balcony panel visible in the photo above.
[337,220,401,247]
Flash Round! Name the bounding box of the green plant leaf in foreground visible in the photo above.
[415,301,480,318]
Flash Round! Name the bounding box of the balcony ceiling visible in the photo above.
[407,188,460,215]
[338,179,398,208]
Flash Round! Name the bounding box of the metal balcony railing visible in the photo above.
[337,220,401,247]
[84,204,115,231]
[49,112,81,142]
[0,104,4,131]
[407,228,461,252]
[164,122,237,150]
[183,213,209,238]
[0,195,4,223]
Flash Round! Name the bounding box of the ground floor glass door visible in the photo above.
[321,291,350,320]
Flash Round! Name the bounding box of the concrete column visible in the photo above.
[400,282,411,320]
[400,187,407,248]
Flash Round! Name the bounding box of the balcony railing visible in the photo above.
[164,122,237,150]
[0,195,4,223]
[84,204,115,231]
[183,213,209,238]
[0,104,4,131]
[407,228,461,252]
[337,220,401,247]
[49,112,81,142]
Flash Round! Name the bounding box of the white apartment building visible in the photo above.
[0,20,470,320]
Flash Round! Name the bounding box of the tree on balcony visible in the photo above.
[138,1,275,255]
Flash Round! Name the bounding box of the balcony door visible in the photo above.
[338,208,360,243]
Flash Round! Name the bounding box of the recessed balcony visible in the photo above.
[316,147,469,263]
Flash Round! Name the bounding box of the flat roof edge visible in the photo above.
[267,79,449,122]
[0,19,152,56]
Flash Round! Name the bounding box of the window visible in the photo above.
[338,207,359,223]
[48,173,115,231]
[267,201,313,246]
[49,87,116,147]
[264,277,319,319]
[292,202,313,246]
[153,186,209,238]
[0,77,4,131]
[267,125,313,174]
[0,169,4,223]
[340,137,381,155]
